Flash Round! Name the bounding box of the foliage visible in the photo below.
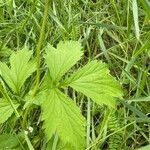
[0,48,36,94]
[41,41,122,149]
[0,39,122,149]
[0,134,23,150]
[0,0,150,149]
[0,99,19,124]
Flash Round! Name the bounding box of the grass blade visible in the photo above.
[132,0,140,39]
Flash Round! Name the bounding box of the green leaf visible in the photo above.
[0,134,23,149]
[0,48,36,93]
[140,0,150,19]
[40,71,54,90]
[63,60,123,107]
[0,44,12,57]
[137,145,150,150]
[46,137,76,150]
[45,41,83,83]
[23,90,42,109]
[0,99,19,124]
[41,88,85,150]
[132,0,140,40]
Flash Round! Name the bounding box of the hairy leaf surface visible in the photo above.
[63,60,123,107]
[45,41,83,83]
[0,48,36,93]
[41,88,85,150]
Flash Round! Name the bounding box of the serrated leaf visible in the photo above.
[63,60,122,107]
[0,48,36,93]
[41,88,85,150]
[45,41,83,83]
[0,99,19,124]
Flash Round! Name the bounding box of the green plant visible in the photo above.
[2,0,150,149]
[0,41,122,149]
[108,109,123,150]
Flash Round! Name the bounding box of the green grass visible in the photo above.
[0,0,150,149]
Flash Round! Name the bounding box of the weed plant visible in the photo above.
[0,0,150,150]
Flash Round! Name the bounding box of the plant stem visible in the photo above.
[0,83,20,118]
[24,131,35,150]
[86,98,91,148]
[91,108,111,150]
[52,134,59,150]
[0,82,35,149]
[34,0,51,95]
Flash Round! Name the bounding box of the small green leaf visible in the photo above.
[137,145,150,150]
[63,60,122,107]
[41,88,85,150]
[0,99,19,124]
[0,134,23,149]
[45,41,83,83]
[23,90,42,109]
[40,71,54,90]
[0,48,36,93]
[0,44,12,57]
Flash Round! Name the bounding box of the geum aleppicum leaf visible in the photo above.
[45,41,83,83]
[0,99,19,124]
[41,41,85,149]
[42,41,122,149]
[63,60,123,107]
[41,89,85,150]
[0,48,36,94]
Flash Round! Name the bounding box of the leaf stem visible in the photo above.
[0,83,20,118]
[52,134,59,150]
[91,108,111,149]
[24,131,35,150]
[34,0,51,95]
[86,98,91,148]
